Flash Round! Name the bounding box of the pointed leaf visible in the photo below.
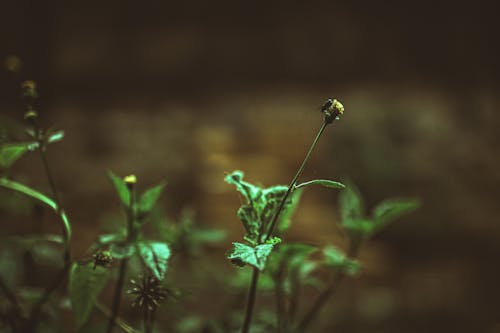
[69,262,109,328]
[0,143,34,168]
[47,130,65,144]
[137,241,171,280]
[227,242,274,271]
[373,198,420,232]
[138,182,166,214]
[339,180,364,225]
[295,179,346,190]
[108,171,130,206]
[323,245,361,276]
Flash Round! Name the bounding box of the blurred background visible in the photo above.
[1,1,500,332]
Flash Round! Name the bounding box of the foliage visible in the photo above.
[0,88,420,333]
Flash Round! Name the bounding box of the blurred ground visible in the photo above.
[1,1,500,332]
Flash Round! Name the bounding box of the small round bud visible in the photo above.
[124,174,137,189]
[21,80,38,100]
[321,98,344,124]
[92,250,113,270]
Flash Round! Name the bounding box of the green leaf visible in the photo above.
[69,262,109,329]
[137,241,171,280]
[108,171,130,206]
[323,245,361,276]
[47,130,64,144]
[138,182,166,214]
[372,198,420,232]
[276,188,302,233]
[339,180,364,226]
[0,178,71,244]
[0,142,35,169]
[295,179,346,190]
[224,170,263,204]
[227,242,275,271]
[109,243,136,259]
[341,219,375,237]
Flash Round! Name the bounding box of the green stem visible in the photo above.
[107,187,135,333]
[241,268,260,333]
[39,146,71,264]
[241,120,330,333]
[264,121,328,242]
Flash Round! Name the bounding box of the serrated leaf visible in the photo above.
[137,241,171,280]
[138,182,166,214]
[224,170,263,204]
[323,245,361,276]
[69,262,109,328]
[372,198,420,232]
[295,179,346,190]
[108,171,130,207]
[227,242,274,271]
[0,142,33,168]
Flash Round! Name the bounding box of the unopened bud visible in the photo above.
[124,174,137,189]
[321,98,344,124]
[21,80,38,100]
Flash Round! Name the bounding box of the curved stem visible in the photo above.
[264,121,328,242]
[39,147,71,264]
[241,121,330,333]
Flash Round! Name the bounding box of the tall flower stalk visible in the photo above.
[240,98,345,333]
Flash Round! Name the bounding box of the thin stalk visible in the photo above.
[241,120,330,333]
[26,135,73,330]
[264,121,328,242]
[107,187,135,333]
[39,147,71,264]
[241,268,260,333]
[295,242,361,332]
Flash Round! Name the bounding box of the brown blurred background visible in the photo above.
[1,0,500,332]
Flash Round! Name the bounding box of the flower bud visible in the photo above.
[92,250,113,270]
[21,80,38,100]
[321,98,344,124]
[124,174,137,189]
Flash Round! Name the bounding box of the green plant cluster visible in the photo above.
[0,84,419,333]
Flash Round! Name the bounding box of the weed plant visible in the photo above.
[0,81,419,333]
